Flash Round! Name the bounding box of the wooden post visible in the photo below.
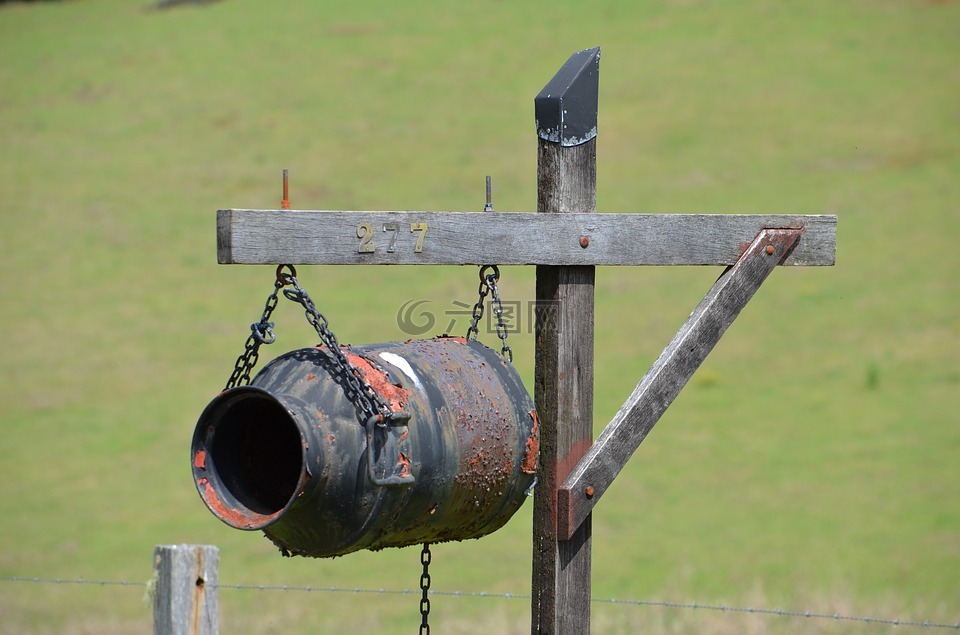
[532,47,600,635]
[153,544,219,635]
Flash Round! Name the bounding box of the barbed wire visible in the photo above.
[592,597,960,630]
[0,576,145,587]
[2,576,957,630]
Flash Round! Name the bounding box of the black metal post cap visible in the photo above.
[535,46,601,147]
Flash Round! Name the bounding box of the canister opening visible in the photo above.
[200,390,304,520]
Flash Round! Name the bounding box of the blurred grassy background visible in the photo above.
[0,0,957,633]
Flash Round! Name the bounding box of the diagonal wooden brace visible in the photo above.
[555,228,802,541]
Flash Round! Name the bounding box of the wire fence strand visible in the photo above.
[0,576,146,587]
[1,576,957,630]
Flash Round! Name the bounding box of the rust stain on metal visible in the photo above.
[305,373,317,380]
[345,351,411,412]
[522,409,540,474]
[280,168,290,209]
[397,452,411,478]
[198,478,282,529]
[193,449,206,470]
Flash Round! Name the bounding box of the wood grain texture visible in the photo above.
[216,209,836,267]
[153,544,219,635]
[555,229,801,540]
[532,138,596,635]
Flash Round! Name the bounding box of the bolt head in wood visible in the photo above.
[765,244,775,255]
[579,236,590,248]
[585,485,595,498]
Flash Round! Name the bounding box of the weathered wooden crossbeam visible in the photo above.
[217,210,836,266]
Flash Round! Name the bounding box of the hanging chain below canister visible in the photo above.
[419,543,431,635]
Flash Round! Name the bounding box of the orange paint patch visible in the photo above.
[345,351,412,412]
[199,479,281,530]
[521,410,540,474]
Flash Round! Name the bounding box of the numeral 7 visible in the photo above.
[411,222,428,253]
[382,223,400,252]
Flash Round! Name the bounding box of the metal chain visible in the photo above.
[223,266,291,390]
[224,265,393,425]
[485,272,513,363]
[465,265,512,362]
[419,543,431,635]
[278,270,394,424]
[465,268,490,342]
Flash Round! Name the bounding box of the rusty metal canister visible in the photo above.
[191,336,539,558]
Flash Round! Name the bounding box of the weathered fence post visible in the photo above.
[153,544,219,635]
[532,46,600,635]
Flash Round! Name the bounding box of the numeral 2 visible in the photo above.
[357,223,375,253]
[355,221,428,253]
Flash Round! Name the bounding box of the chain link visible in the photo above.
[465,274,488,342]
[485,273,513,363]
[419,543,431,635]
[465,265,512,362]
[223,266,292,390]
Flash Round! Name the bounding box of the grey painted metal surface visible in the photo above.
[191,337,538,558]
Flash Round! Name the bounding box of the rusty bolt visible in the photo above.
[765,244,775,255]
[579,235,590,248]
[585,485,595,498]
[281,168,291,210]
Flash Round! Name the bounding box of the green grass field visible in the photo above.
[1,0,958,633]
